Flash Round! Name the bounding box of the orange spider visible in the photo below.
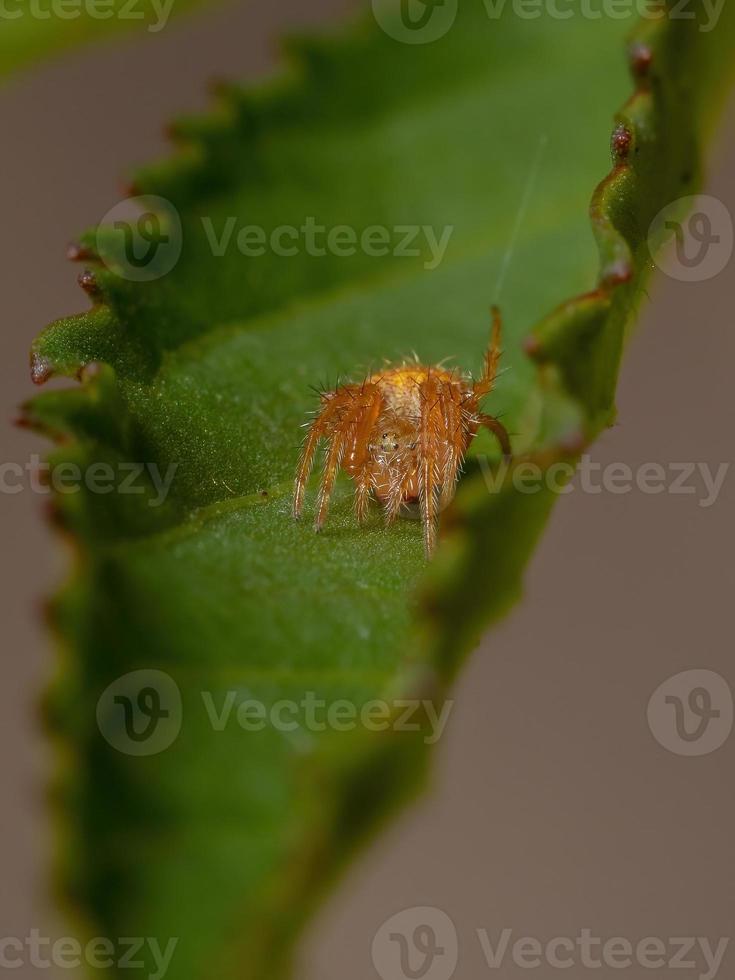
[293,307,511,557]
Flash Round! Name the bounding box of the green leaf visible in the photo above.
[25,4,735,980]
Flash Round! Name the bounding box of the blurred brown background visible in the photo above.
[1,2,733,978]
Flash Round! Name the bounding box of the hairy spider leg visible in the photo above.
[346,389,385,525]
[316,384,384,532]
[294,383,383,531]
[416,373,448,557]
[353,461,375,525]
[293,387,352,521]
[470,305,511,459]
[383,446,418,526]
[473,305,503,401]
[438,380,468,508]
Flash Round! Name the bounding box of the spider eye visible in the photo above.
[379,431,399,452]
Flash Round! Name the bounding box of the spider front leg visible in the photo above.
[439,381,468,508]
[344,388,384,527]
[315,425,348,532]
[414,375,471,556]
[473,305,503,401]
[294,383,381,532]
[383,451,418,526]
[315,386,383,532]
[293,390,346,521]
[471,306,511,459]
[417,374,446,557]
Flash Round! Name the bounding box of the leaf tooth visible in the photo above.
[77,269,101,299]
[30,352,53,386]
[629,41,653,80]
[66,242,97,263]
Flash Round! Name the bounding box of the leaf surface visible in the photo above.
[25,4,735,979]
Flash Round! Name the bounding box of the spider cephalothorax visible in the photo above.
[293,307,511,556]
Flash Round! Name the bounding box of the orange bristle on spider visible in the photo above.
[293,307,511,557]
